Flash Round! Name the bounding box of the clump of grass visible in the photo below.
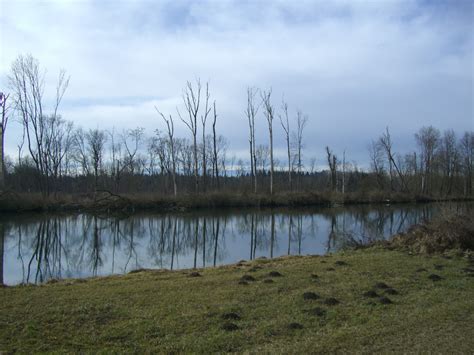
[387,213,474,254]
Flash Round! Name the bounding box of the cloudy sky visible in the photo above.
[0,0,472,168]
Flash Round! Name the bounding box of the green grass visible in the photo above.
[1,247,473,353]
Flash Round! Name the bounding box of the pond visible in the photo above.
[0,202,471,285]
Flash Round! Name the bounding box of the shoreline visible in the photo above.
[1,190,472,214]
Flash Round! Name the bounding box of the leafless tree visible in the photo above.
[368,140,385,189]
[279,97,292,190]
[9,54,70,195]
[155,107,177,196]
[261,89,275,195]
[212,101,219,189]
[200,83,211,192]
[415,126,440,194]
[294,110,308,191]
[0,92,10,191]
[122,127,144,174]
[326,146,337,191]
[178,79,201,193]
[459,131,473,196]
[379,127,409,193]
[245,87,259,193]
[439,129,458,195]
[86,128,107,191]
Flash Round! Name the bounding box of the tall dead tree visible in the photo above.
[0,92,10,191]
[369,140,385,189]
[326,146,337,192]
[156,107,177,196]
[178,79,201,193]
[201,83,211,192]
[295,110,308,191]
[379,127,409,193]
[415,126,440,194]
[279,98,292,191]
[245,87,259,193]
[86,128,107,191]
[261,89,275,195]
[9,54,69,195]
[212,101,219,189]
[460,131,473,196]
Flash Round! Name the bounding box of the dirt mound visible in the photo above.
[387,213,474,254]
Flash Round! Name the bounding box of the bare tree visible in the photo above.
[439,129,458,195]
[245,87,260,193]
[122,127,144,174]
[261,89,275,195]
[279,97,292,190]
[459,131,473,196]
[9,54,70,195]
[294,110,308,191]
[156,107,177,196]
[368,140,385,189]
[0,92,10,191]
[379,127,409,193]
[200,83,211,192]
[326,146,337,191]
[178,79,201,193]
[212,101,219,189]
[86,128,107,191]
[415,126,440,194]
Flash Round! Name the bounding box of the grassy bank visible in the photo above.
[1,190,472,213]
[1,249,474,352]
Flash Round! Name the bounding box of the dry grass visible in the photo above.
[387,212,474,254]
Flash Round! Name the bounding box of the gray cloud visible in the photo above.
[0,0,472,168]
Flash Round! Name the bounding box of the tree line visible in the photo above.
[0,54,472,199]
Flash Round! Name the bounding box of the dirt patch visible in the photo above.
[288,322,304,330]
[188,272,201,277]
[363,290,379,298]
[222,312,241,321]
[428,274,442,281]
[306,307,326,317]
[379,296,393,304]
[303,292,320,300]
[374,282,390,289]
[386,213,474,254]
[324,298,340,306]
[385,288,399,295]
[221,322,239,331]
[268,271,283,277]
[240,275,256,282]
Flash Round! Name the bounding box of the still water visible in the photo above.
[0,202,471,285]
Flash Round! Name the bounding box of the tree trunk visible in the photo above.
[0,124,4,191]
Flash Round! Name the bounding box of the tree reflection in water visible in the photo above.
[1,202,471,285]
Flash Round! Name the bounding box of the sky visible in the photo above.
[0,0,473,169]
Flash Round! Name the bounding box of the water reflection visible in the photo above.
[1,202,471,285]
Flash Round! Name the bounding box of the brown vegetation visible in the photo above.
[386,212,474,254]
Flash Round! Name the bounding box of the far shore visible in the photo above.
[0,190,473,214]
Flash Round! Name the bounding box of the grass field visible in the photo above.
[1,247,473,353]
